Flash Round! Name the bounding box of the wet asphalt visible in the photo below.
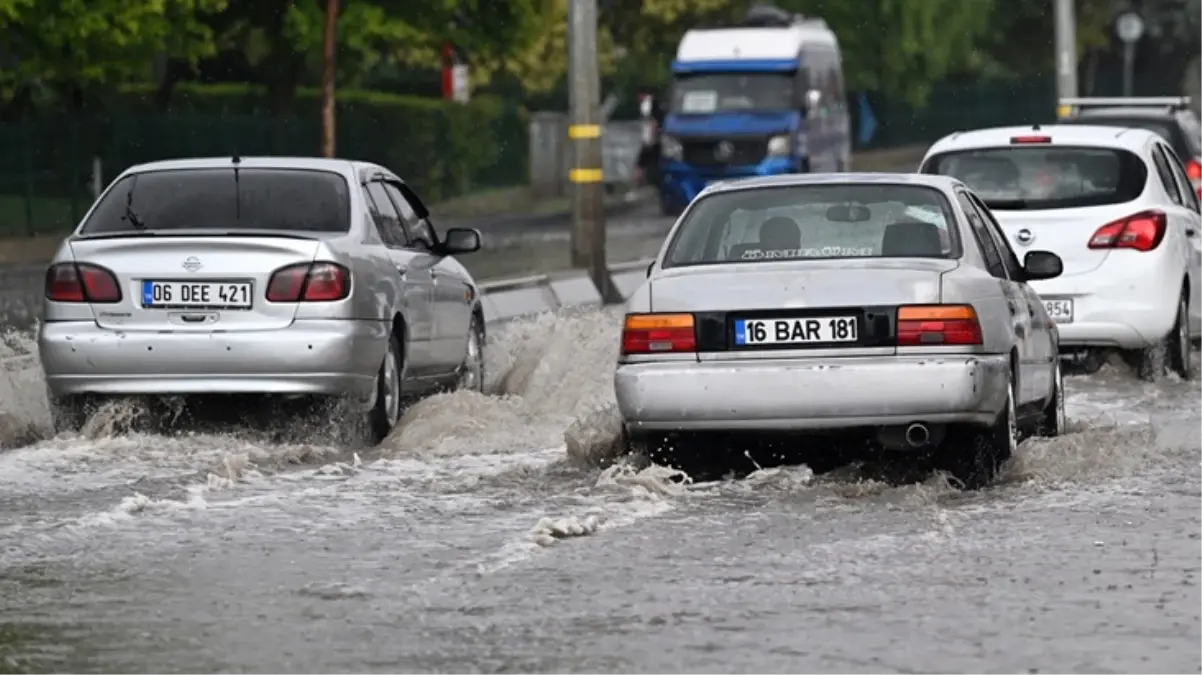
[0,203,1199,674]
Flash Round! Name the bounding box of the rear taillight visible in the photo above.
[1087,210,1167,252]
[897,305,982,346]
[45,262,122,303]
[1010,135,1052,144]
[1186,159,1201,181]
[621,313,696,354]
[266,262,350,302]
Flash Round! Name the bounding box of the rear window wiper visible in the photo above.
[121,190,147,230]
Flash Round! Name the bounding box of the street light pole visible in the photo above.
[567,0,617,303]
[320,0,339,158]
[1054,0,1078,118]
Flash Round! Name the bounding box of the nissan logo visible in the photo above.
[714,141,734,161]
[182,256,203,272]
[1016,229,1034,245]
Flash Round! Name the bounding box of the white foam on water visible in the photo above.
[0,315,1198,570]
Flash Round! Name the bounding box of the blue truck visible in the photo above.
[658,5,852,215]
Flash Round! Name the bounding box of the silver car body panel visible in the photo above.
[616,172,1060,434]
[39,156,480,400]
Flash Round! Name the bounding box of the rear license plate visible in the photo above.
[734,316,858,346]
[141,280,253,309]
[1044,299,1074,324]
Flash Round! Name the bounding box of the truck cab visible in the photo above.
[658,5,851,215]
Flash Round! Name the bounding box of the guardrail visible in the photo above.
[478,258,651,326]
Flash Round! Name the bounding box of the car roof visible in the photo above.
[703,172,964,196]
[118,156,360,177]
[923,124,1160,157]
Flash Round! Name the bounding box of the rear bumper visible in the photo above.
[39,319,388,397]
[614,354,1009,433]
[1031,255,1182,350]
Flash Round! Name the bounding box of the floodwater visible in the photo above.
[0,302,1198,673]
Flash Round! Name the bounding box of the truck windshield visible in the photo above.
[670,72,794,114]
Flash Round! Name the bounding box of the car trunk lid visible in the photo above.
[649,258,955,359]
[68,232,321,332]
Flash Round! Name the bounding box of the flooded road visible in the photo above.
[0,201,1198,673]
[1,302,1198,673]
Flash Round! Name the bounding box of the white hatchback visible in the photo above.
[920,125,1201,380]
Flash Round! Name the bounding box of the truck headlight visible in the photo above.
[767,134,790,157]
[662,135,682,160]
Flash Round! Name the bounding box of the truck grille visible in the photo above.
[681,138,766,168]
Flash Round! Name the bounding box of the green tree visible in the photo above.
[772,0,996,106]
[0,0,226,107]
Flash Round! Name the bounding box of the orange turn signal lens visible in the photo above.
[897,305,977,321]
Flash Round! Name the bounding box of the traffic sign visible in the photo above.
[1116,11,1144,43]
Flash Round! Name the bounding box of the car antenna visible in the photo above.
[232,152,242,220]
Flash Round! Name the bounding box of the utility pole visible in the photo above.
[1053,0,1078,119]
[320,0,339,158]
[567,0,618,303]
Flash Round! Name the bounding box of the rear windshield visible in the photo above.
[921,146,1148,211]
[663,183,961,268]
[80,168,352,235]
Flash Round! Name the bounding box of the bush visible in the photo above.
[106,83,529,202]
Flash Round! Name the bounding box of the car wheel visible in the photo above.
[1035,360,1067,438]
[938,372,1016,490]
[367,333,403,444]
[48,393,92,434]
[1167,292,1193,380]
[457,314,486,393]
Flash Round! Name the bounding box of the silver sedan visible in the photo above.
[615,173,1068,488]
[38,156,486,444]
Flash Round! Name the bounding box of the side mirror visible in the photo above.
[1022,250,1063,281]
[440,227,481,256]
[646,261,655,277]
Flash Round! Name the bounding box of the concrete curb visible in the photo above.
[478,259,649,328]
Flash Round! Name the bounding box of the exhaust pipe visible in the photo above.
[904,423,930,448]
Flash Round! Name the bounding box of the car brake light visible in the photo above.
[896,305,982,346]
[621,313,696,354]
[45,262,122,303]
[1010,135,1052,144]
[1087,210,1166,252]
[266,262,350,302]
[1187,159,1201,181]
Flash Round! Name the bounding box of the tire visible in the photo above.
[1167,292,1193,380]
[937,372,1016,490]
[457,313,486,393]
[367,333,403,445]
[1034,359,1067,438]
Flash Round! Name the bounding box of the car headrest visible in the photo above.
[881,221,945,257]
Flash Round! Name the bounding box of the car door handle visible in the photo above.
[1187,228,1198,237]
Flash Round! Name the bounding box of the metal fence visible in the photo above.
[0,74,1086,238]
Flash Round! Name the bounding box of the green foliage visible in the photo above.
[108,83,527,201]
[0,0,227,99]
